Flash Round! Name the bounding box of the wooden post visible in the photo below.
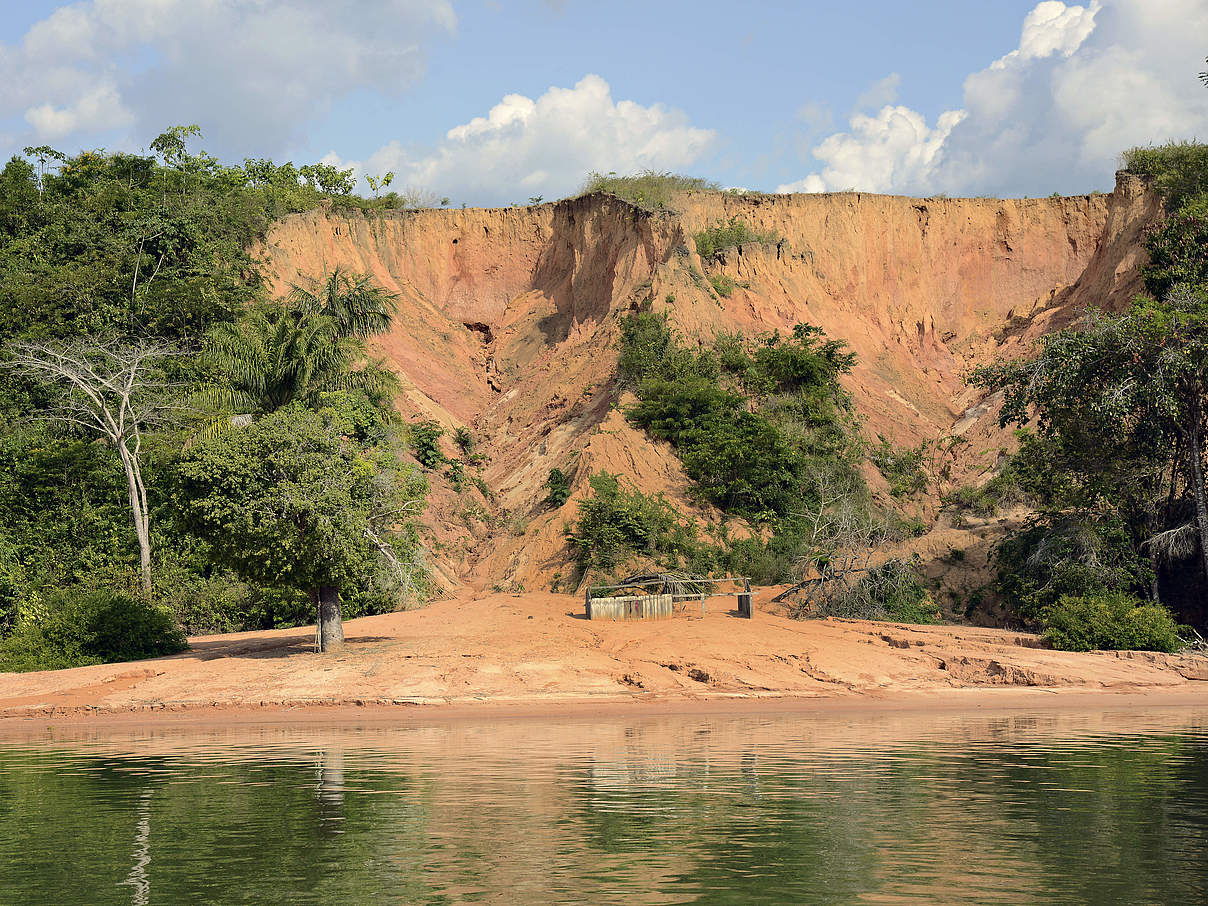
[738,578,753,618]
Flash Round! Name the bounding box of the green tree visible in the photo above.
[288,267,398,339]
[975,285,1208,595]
[20,145,64,199]
[203,305,396,418]
[177,404,422,651]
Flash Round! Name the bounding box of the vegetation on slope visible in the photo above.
[571,310,931,621]
[579,170,718,212]
[693,217,780,258]
[965,139,1208,645]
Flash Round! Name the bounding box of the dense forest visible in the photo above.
[0,128,431,668]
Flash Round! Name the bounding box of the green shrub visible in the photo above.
[315,390,390,443]
[995,513,1151,621]
[709,273,739,297]
[445,458,465,491]
[871,436,930,497]
[616,311,708,387]
[158,572,250,636]
[454,427,474,455]
[0,588,187,673]
[1141,198,1208,298]
[1042,593,1183,653]
[625,323,858,521]
[568,472,712,574]
[579,170,717,212]
[1122,142,1208,211]
[546,468,572,508]
[408,419,446,469]
[694,217,780,258]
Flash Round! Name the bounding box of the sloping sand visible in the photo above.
[0,591,1205,725]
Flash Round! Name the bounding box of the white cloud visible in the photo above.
[779,0,1208,196]
[333,75,717,205]
[778,106,964,194]
[1,0,456,155]
[24,82,133,139]
[996,0,1101,66]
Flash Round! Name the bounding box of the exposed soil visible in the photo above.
[258,175,1160,594]
[1,591,1204,726]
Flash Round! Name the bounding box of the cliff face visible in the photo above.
[259,174,1159,591]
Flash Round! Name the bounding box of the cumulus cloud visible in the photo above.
[331,74,717,205]
[779,0,1208,196]
[779,106,965,194]
[0,0,456,155]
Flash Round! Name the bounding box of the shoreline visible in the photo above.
[3,685,1208,733]
[2,589,1206,733]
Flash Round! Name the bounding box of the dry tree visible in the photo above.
[6,339,184,594]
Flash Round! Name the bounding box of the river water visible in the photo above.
[1,707,1206,904]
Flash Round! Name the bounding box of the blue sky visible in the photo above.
[2,1,1206,204]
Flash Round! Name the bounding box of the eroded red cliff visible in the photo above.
[258,173,1160,592]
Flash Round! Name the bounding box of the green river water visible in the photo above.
[1,707,1206,904]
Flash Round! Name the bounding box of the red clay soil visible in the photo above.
[256,175,1160,594]
[1,591,1205,726]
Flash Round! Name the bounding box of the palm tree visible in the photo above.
[202,304,397,418]
[288,267,398,339]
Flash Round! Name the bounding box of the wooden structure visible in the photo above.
[585,576,754,621]
[585,593,673,621]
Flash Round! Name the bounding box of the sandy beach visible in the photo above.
[0,590,1205,728]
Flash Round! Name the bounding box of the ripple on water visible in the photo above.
[0,708,1205,904]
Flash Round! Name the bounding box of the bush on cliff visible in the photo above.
[567,472,714,576]
[1122,141,1208,211]
[693,217,780,258]
[579,170,717,212]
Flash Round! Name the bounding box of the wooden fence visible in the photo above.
[585,593,673,621]
[585,578,754,621]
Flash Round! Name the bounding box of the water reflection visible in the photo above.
[0,707,1205,905]
[118,788,151,906]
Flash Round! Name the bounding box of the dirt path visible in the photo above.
[1,590,1206,725]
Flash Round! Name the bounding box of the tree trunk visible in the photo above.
[1188,392,1208,585]
[318,585,344,653]
[117,442,152,596]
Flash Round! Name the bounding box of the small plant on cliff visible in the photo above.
[709,273,741,297]
[409,420,446,470]
[579,170,718,212]
[454,427,475,455]
[546,468,572,508]
[446,458,465,491]
[871,436,931,498]
[693,217,780,258]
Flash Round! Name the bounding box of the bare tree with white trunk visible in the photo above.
[6,340,182,595]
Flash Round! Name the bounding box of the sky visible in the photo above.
[1,0,1206,205]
